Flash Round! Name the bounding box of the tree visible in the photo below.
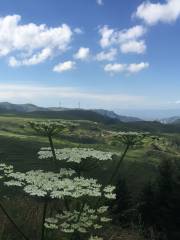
[138,159,180,240]
[156,159,180,240]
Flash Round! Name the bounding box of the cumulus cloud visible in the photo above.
[120,40,146,54]
[104,62,149,74]
[96,48,117,61]
[135,0,180,25]
[97,0,104,6]
[0,15,73,66]
[127,62,149,73]
[99,25,146,48]
[99,25,146,54]
[53,61,76,73]
[74,47,90,60]
[104,63,126,74]
[99,26,115,48]
[74,28,83,34]
[9,48,53,67]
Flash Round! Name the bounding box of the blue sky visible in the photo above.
[0,0,180,111]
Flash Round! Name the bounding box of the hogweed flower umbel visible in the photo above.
[45,204,110,235]
[38,147,114,164]
[5,169,116,200]
[0,163,14,179]
[1,120,137,240]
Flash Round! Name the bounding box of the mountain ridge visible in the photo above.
[0,102,142,123]
[1,102,180,124]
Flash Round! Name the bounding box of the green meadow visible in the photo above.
[0,113,178,194]
[0,112,180,240]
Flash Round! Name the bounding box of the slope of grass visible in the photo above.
[0,113,180,240]
[0,113,178,195]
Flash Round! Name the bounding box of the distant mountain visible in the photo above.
[160,116,180,124]
[93,109,142,122]
[2,102,180,133]
[1,103,180,124]
[0,102,142,123]
[47,107,67,111]
[22,109,121,124]
[0,102,46,112]
[0,102,69,113]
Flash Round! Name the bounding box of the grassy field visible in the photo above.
[0,113,180,240]
[0,114,178,194]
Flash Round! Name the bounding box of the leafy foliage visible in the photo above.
[138,159,180,240]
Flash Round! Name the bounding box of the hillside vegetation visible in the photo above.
[0,112,180,240]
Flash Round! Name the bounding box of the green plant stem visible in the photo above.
[108,143,130,184]
[95,143,131,208]
[40,199,48,240]
[0,201,29,240]
[48,135,57,162]
[71,232,81,240]
[71,201,85,240]
[64,198,70,211]
[48,134,59,171]
[77,201,86,222]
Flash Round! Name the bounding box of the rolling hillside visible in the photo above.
[0,102,141,122]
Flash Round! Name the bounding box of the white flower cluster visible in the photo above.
[38,147,114,163]
[44,217,58,230]
[5,170,116,199]
[89,236,103,240]
[109,131,149,146]
[104,185,116,199]
[0,120,118,239]
[28,120,78,136]
[28,120,67,136]
[45,204,110,234]
[0,163,13,179]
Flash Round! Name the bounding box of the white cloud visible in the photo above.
[74,28,83,34]
[0,84,144,108]
[99,25,146,48]
[97,0,104,6]
[53,61,76,73]
[0,15,73,66]
[104,63,126,73]
[9,48,52,67]
[120,40,146,54]
[119,25,146,42]
[104,62,149,74]
[135,0,180,25]
[127,62,149,73]
[74,47,90,60]
[96,48,117,61]
[99,26,115,48]
[99,25,146,54]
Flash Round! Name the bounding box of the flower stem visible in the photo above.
[108,143,130,184]
[71,202,85,240]
[95,143,130,208]
[40,199,48,240]
[0,201,29,240]
[48,135,59,171]
[48,135,57,162]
